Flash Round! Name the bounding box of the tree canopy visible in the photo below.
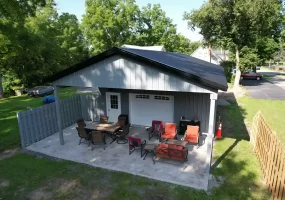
[184,0,283,87]
[0,0,200,98]
[82,1,199,54]
[0,0,88,96]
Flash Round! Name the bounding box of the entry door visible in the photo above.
[106,92,121,123]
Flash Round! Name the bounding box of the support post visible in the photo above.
[208,93,218,135]
[54,85,64,145]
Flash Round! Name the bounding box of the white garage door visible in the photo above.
[129,93,174,126]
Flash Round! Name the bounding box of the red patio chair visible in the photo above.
[128,136,146,157]
[161,123,177,141]
[183,125,199,144]
[147,120,163,140]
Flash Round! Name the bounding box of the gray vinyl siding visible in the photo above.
[53,55,217,94]
[98,88,210,133]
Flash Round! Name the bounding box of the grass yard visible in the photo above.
[238,97,285,145]
[0,88,282,199]
[0,154,212,200]
[0,87,77,152]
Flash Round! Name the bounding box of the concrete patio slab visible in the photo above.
[26,122,212,190]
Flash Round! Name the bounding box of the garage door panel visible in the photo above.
[130,94,174,126]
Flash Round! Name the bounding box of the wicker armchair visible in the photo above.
[76,127,91,146]
[91,131,106,150]
[114,124,130,144]
[77,119,86,127]
[100,116,109,124]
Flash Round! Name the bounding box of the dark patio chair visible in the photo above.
[100,116,108,124]
[76,127,91,146]
[114,124,130,144]
[161,123,177,142]
[147,120,163,140]
[128,136,146,157]
[116,115,127,128]
[77,119,86,127]
[90,131,106,150]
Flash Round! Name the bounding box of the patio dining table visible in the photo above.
[85,122,121,133]
[84,122,121,144]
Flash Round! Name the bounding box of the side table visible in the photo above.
[142,144,156,160]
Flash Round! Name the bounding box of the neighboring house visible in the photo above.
[50,47,227,136]
[121,44,166,51]
[191,46,229,65]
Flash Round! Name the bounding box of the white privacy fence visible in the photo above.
[17,95,97,147]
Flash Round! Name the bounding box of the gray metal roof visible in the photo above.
[119,47,228,91]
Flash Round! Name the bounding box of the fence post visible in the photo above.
[54,85,64,145]
[17,112,26,148]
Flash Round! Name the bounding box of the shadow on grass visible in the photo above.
[211,91,249,171]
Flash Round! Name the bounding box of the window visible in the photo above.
[135,95,150,99]
[110,95,118,109]
[154,96,170,100]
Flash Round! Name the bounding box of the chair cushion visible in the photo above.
[156,143,187,161]
[184,125,199,143]
[185,135,198,143]
[165,123,176,134]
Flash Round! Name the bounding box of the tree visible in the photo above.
[0,0,89,95]
[130,4,177,51]
[0,0,47,98]
[239,47,261,72]
[172,34,200,54]
[81,0,139,54]
[184,0,282,88]
[56,13,89,67]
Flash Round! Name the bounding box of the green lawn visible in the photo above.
[213,100,270,199]
[0,88,281,199]
[238,97,285,145]
[0,87,77,152]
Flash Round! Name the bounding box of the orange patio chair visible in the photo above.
[161,123,177,141]
[183,125,199,144]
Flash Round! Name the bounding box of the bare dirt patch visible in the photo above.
[27,178,112,200]
[0,148,19,161]
[28,187,53,200]
[0,179,9,188]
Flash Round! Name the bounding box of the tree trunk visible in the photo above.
[234,47,241,88]
[0,73,4,98]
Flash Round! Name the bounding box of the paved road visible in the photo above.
[241,79,285,100]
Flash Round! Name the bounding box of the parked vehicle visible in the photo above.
[241,71,263,80]
[27,86,54,97]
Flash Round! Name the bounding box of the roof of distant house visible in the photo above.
[121,44,166,51]
[49,47,228,91]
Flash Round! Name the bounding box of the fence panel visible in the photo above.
[251,112,285,200]
[80,94,98,121]
[17,95,83,147]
